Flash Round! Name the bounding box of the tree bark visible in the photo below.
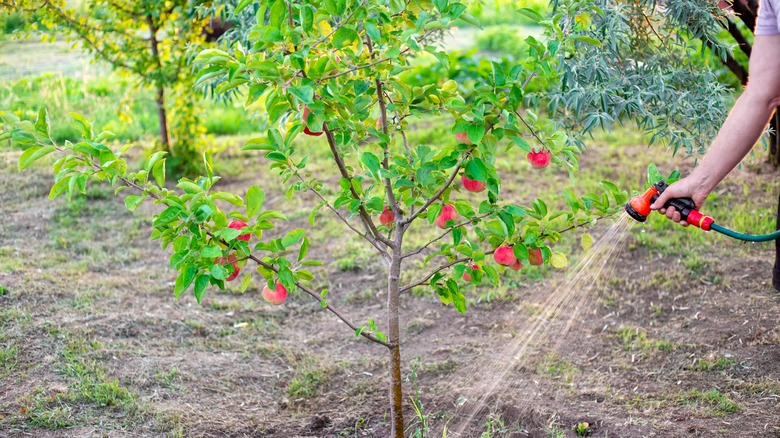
[770,110,780,167]
[147,15,171,149]
[387,234,405,437]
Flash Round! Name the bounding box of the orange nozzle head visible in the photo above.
[625,186,659,222]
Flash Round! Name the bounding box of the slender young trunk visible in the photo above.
[387,232,405,437]
[147,15,171,150]
[769,110,780,167]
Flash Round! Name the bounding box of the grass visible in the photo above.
[677,388,741,416]
[615,327,674,355]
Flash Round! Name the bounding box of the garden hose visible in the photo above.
[625,180,780,242]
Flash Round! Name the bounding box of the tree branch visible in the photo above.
[322,123,392,246]
[295,173,390,260]
[514,109,549,151]
[37,139,390,348]
[399,157,465,226]
[402,213,492,260]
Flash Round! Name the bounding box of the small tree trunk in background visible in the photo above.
[388,237,405,437]
[147,15,171,150]
[155,86,172,150]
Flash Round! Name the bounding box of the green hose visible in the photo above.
[710,223,780,242]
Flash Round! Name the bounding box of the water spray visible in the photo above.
[626,180,780,242]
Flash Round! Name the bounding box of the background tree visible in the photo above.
[2,0,219,175]
[1,0,626,435]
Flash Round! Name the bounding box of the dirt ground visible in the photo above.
[1,142,780,438]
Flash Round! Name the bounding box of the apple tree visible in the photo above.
[1,0,626,435]
[1,0,227,176]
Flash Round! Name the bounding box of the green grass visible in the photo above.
[615,327,674,354]
[0,71,259,146]
[677,388,740,416]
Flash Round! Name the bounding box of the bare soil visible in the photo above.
[1,143,779,438]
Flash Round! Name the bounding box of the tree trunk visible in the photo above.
[775,187,780,291]
[155,86,172,150]
[388,236,405,437]
[147,15,171,150]
[769,110,780,167]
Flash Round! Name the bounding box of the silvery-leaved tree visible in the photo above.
[1,0,626,435]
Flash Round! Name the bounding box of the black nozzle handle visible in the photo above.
[651,181,696,221]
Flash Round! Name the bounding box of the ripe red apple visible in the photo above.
[510,259,524,271]
[262,282,288,305]
[462,264,479,282]
[527,149,551,168]
[216,254,240,281]
[302,106,323,136]
[493,245,517,266]
[461,174,486,193]
[454,131,471,145]
[434,204,459,229]
[228,220,250,241]
[379,206,395,225]
[528,248,544,266]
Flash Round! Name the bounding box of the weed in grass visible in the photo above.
[537,354,581,383]
[344,288,376,304]
[154,367,181,390]
[677,388,740,416]
[287,368,328,399]
[615,327,674,355]
[691,356,736,372]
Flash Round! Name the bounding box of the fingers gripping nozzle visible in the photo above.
[625,181,713,230]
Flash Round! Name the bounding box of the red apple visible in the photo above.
[455,132,471,145]
[302,106,323,136]
[461,174,486,193]
[434,204,459,229]
[527,149,551,168]
[528,248,544,266]
[510,259,524,271]
[462,264,479,282]
[262,282,288,305]
[228,220,250,241]
[216,254,240,281]
[379,206,395,225]
[493,245,517,266]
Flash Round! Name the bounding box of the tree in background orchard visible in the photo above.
[1,0,627,435]
[1,0,229,176]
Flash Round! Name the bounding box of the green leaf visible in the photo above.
[234,0,253,14]
[212,191,244,207]
[361,152,381,178]
[48,175,72,199]
[517,7,543,23]
[288,85,314,104]
[19,145,55,171]
[647,163,663,185]
[240,273,252,292]
[550,253,568,269]
[467,124,485,144]
[152,159,166,187]
[281,228,306,247]
[34,108,50,136]
[572,35,601,46]
[201,245,223,258]
[581,233,593,252]
[298,236,309,262]
[246,186,265,218]
[70,112,92,139]
[124,195,144,211]
[193,275,210,303]
[465,158,488,182]
[332,26,359,48]
[174,265,197,298]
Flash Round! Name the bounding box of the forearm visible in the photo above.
[691,89,777,192]
[690,35,780,193]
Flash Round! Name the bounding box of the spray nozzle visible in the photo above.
[625,181,713,230]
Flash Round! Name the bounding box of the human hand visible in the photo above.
[649,177,711,226]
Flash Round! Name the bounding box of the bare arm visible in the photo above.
[651,35,780,225]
